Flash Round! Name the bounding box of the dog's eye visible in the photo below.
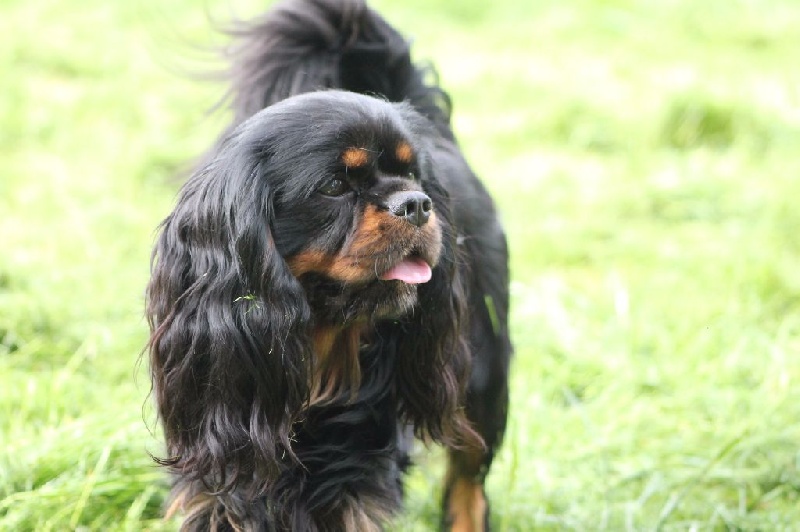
[318,178,351,197]
[408,171,417,181]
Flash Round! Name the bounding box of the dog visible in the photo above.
[145,0,511,530]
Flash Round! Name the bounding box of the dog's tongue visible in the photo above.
[380,257,432,284]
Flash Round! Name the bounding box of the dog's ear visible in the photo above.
[146,131,312,493]
[390,173,483,451]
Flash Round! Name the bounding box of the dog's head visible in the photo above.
[265,92,445,323]
[146,91,473,496]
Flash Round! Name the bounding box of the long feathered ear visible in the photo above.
[145,132,312,494]
[391,175,482,452]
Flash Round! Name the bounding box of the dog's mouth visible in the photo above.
[378,253,433,284]
[297,245,439,324]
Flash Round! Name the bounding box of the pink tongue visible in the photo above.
[379,257,432,284]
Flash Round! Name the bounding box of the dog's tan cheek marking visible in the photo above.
[395,141,413,164]
[289,249,370,282]
[287,250,333,278]
[349,204,387,246]
[289,203,430,282]
[341,147,369,168]
[347,204,408,257]
[330,204,397,266]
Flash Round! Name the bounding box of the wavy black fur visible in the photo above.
[146,1,511,530]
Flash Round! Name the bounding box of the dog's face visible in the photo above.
[245,91,445,324]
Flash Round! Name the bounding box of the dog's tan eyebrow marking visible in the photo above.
[395,141,413,163]
[341,147,370,168]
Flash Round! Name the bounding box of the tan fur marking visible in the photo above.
[395,141,414,163]
[359,204,385,233]
[346,204,391,253]
[309,325,365,406]
[348,206,441,260]
[341,147,369,168]
[447,478,487,532]
[288,206,441,283]
[287,249,334,278]
[445,447,489,532]
[288,248,370,283]
[287,205,416,283]
[312,326,340,365]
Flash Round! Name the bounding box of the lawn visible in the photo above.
[3,0,800,529]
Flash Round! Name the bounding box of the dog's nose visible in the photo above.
[386,191,432,227]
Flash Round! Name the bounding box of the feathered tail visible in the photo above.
[223,0,454,138]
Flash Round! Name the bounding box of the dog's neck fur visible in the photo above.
[309,323,369,406]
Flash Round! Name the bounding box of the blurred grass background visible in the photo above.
[3,0,800,529]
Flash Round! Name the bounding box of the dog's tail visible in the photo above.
[223,0,453,138]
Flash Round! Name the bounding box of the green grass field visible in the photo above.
[3,0,800,529]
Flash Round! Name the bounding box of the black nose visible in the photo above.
[386,191,433,228]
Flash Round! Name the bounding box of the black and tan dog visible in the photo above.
[146,0,511,529]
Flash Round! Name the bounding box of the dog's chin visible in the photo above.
[369,280,419,320]
[300,274,421,324]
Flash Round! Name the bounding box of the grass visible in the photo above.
[3,0,800,529]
